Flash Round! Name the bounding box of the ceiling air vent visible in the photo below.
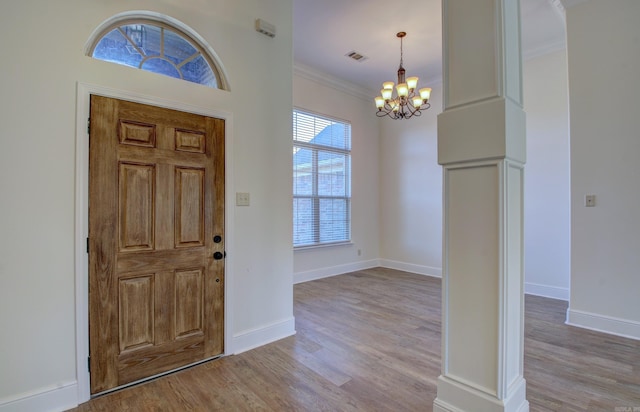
[345,51,368,62]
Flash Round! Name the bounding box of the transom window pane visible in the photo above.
[293,110,351,248]
[91,21,219,89]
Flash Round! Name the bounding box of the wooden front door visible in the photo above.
[88,95,225,394]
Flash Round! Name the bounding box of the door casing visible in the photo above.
[74,82,235,402]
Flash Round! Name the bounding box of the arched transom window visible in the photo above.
[87,14,228,90]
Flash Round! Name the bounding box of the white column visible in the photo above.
[434,1,529,411]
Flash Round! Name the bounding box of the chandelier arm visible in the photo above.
[405,109,421,119]
[376,105,401,118]
[404,104,417,118]
[408,102,431,119]
[377,95,432,119]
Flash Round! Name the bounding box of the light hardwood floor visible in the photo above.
[70,268,640,411]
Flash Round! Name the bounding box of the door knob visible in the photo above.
[213,235,222,243]
[213,251,225,260]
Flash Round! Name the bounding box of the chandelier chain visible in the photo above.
[399,36,403,68]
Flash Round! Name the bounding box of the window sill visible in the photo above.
[294,241,353,252]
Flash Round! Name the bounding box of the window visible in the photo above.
[87,15,227,90]
[293,109,351,248]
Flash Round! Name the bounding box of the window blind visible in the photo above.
[293,109,351,247]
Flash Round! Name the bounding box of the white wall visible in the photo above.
[293,56,573,299]
[378,54,573,295]
[292,67,381,282]
[566,0,640,339]
[379,83,443,277]
[522,50,571,300]
[0,0,293,409]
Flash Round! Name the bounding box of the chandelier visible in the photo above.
[374,32,431,119]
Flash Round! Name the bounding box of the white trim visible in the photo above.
[0,381,77,412]
[294,256,567,303]
[424,74,444,87]
[522,39,566,61]
[75,82,235,405]
[294,241,354,252]
[380,259,443,278]
[292,63,443,104]
[293,259,380,284]
[74,84,91,404]
[524,282,569,301]
[433,375,528,412]
[548,0,566,17]
[559,0,588,9]
[566,308,640,341]
[293,63,376,102]
[232,318,296,354]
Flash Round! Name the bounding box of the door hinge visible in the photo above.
[87,117,91,135]
[86,237,89,254]
[88,356,91,372]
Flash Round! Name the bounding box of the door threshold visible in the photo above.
[91,354,224,398]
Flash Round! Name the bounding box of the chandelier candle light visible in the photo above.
[374,32,431,119]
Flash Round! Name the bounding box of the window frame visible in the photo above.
[293,108,352,249]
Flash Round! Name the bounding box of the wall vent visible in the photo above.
[345,51,368,62]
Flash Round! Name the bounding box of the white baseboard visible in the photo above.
[524,282,569,301]
[433,375,528,412]
[0,381,78,412]
[566,308,640,341]
[295,259,571,305]
[293,259,380,284]
[232,317,296,354]
[380,259,442,278]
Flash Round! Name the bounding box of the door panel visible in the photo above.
[89,95,225,394]
[119,163,155,251]
[118,275,155,351]
[175,167,205,247]
[175,269,204,338]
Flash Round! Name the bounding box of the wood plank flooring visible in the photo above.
[70,268,640,411]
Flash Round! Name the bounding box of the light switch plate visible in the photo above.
[236,192,250,206]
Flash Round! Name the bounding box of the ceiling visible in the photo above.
[293,0,567,95]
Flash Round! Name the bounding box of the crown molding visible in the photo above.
[548,0,566,17]
[523,38,566,61]
[424,74,443,86]
[558,0,588,9]
[293,63,376,102]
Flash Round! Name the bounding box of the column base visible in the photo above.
[433,375,529,412]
